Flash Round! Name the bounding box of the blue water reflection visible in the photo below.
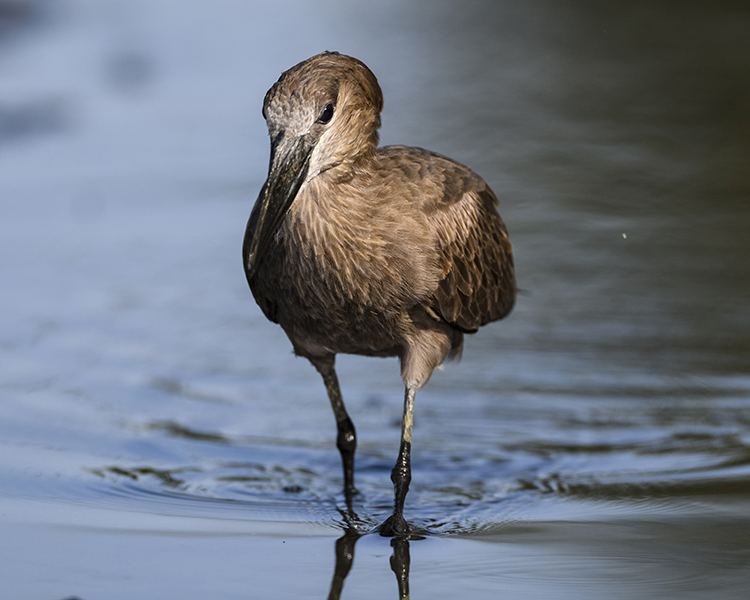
[1,1,749,599]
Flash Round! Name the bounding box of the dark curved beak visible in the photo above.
[244,133,314,280]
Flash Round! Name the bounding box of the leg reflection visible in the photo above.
[390,537,411,600]
[327,528,360,600]
[326,529,412,600]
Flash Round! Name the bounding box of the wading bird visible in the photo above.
[243,52,515,536]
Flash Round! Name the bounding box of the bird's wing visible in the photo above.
[429,184,515,332]
[385,147,516,332]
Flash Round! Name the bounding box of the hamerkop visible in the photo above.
[243,51,515,536]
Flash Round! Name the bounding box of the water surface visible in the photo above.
[1,1,749,598]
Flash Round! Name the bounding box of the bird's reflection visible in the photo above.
[389,536,411,599]
[326,510,413,600]
[327,527,359,600]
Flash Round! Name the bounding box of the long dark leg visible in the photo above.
[380,386,417,537]
[320,367,358,502]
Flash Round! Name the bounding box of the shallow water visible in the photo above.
[2,1,750,598]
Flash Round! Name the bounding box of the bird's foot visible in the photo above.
[343,485,360,501]
[342,485,360,514]
[379,513,410,537]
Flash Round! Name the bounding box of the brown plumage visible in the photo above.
[243,52,515,536]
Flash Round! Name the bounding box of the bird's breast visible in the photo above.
[249,179,439,357]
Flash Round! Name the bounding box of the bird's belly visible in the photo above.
[251,240,410,360]
[280,296,403,359]
[256,272,402,359]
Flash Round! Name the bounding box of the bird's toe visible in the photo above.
[379,513,410,537]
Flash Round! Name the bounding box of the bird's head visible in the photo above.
[245,51,383,278]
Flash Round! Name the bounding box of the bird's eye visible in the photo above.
[317,103,334,124]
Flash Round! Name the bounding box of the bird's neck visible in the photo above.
[285,170,364,249]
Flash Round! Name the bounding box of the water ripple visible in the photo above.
[77,417,750,536]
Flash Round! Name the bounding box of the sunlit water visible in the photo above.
[2,1,749,599]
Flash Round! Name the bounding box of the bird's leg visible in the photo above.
[380,386,417,537]
[320,367,358,502]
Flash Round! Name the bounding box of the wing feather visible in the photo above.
[377,145,516,332]
[427,174,516,332]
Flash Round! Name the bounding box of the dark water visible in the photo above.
[2,1,749,598]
